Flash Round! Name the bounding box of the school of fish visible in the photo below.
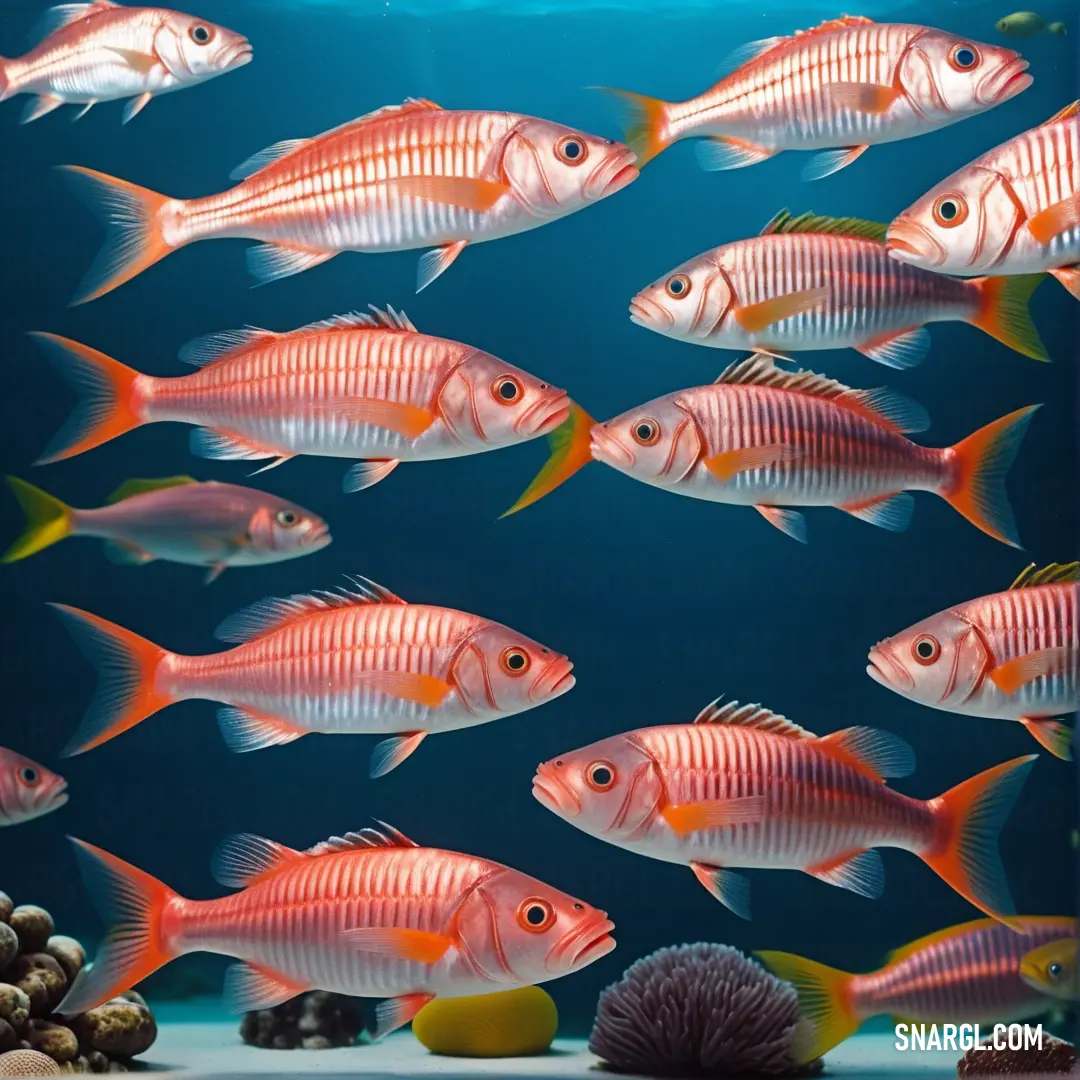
[3,0,1076,1056]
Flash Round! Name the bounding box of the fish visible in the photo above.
[0,1,251,125]
[887,101,1080,300]
[588,355,1039,546]
[996,11,1046,37]
[867,562,1078,761]
[758,916,1077,1062]
[28,307,571,496]
[56,824,615,1037]
[532,697,1036,925]
[3,476,330,584]
[0,749,68,826]
[1047,21,1067,35]
[1019,937,1078,1000]
[59,97,638,303]
[600,16,1031,178]
[629,211,1048,367]
[52,575,575,776]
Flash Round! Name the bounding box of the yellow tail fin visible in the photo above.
[3,477,73,562]
[970,274,1049,361]
[755,951,859,1062]
[595,88,671,167]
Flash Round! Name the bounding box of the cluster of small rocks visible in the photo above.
[240,991,367,1050]
[956,1033,1077,1076]
[0,891,156,1074]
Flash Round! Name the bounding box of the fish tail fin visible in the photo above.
[922,754,1037,929]
[49,604,175,757]
[594,87,671,166]
[56,838,181,1015]
[940,405,1040,547]
[59,165,178,304]
[754,951,859,1062]
[970,274,1050,361]
[3,477,75,562]
[29,332,145,463]
[0,57,13,103]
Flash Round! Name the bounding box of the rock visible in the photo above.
[42,942,83,987]
[271,1032,299,1050]
[70,1001,155,1060]
[0,927,18,976]
[13,983,46,1023]
[112,994,143,1012]
[301,1036,331,1050]
[8,912,51,957]
[0,988,29,1034]
[0,1048,62,1075]
[0,1022,16,1054]
[83,1054,106,1075]
[27,1023,78,1064]
[957,1032,1076,1075]
[11,959,65,1012]
[73,1060,88,1075]
[0,895,13,926]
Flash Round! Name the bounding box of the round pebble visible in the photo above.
[0,1049,61,1076]
[271,1032,298,1050]
[0,987,30,1033]
[13,983,46,1024]
[0,897,13,926]
[112,993,143,1011]
[42,942,82,988]
[301,1035,331,1050]
[12,959,65,1012]
[0,1022,16,1055]
[70,1002,155,1060]
[0,928,17,976]
[27,1024,77,1065]
[83,1053,106,1075]
[8,913,51,958]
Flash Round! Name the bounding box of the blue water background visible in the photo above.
[0,0,1076,1034]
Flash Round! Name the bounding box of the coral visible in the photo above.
[8,912,52,957]
[0,1049,61,1076]
[240,990,367,1049]
[956,1033,1076,1075]
[70,1000,155,1059]
[589,943,822,1077]
[413,987,558,1057]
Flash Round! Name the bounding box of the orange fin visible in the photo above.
[223,962,307,1013]
[840,492,914,532]
[1009,562,1080,589]
[855,327,930,369]
[215,708,307,753]
[1026,192,1080,246]
[22,94,64,123]
[755,504,807,543]
[246,243,336,285]
[306,822,419,856]
[55,839,179,1015]
[370,732,427,779]
[922,754,1037,928]
[690,862,751,919]
[417,239,467,293]
[805,849,884,898]
[693,698,814,738]
[344,459,401,494]
[105,48,158,74]
[1043,100,1080,125]
[827,82,901,114]
[803,145,868,182]
[989,647,1071,695]
[595,87,670,167]
[661,795,767,836]
[704,444,801,481]
[341,927,452,965]
[388,175,508,212]
[332,399,435,439]
[695,136,777,171]
[362,672,451,708]
[1021,717,1073,761]
[121,91,153,124]
[969,275,1049,361]
[102,539,155,566]
[1049,266,1080,300]
[212,833,306,888]
[816,726,916,781]
[374,993,436,1040]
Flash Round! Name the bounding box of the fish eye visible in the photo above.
[932,194,968,229]
[912,635,941,665]
[491,375,524,405]
[276,510,298,527]
[189,23,213,44]
[1049,962,1064,978]
[948,43,980,70]
[665,274,691,299]
[517,898,556,932]
[554,135,588,166]
[585,760,617,792]
[631,418,661,446]
[500,647,531,676]
[18,766,40,787]
[573,901,584,911]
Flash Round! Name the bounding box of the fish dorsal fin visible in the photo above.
[32,1,118,42]
[730,16,874,71]
[693,698,816,739]
[814,726,916,782]
[321,98,443,139]
[106,475,197,503]
[761,209,889,243]
[230,139,310,182]
[306,821,419,857]
[885,919,998,965]
[714,355,929,434]
[1009,561,1080,589]
[214,576,407,644]
[211,833,306,889]
[178,327,279,367]
[1045,100,1080,126]
[294,305,418,336]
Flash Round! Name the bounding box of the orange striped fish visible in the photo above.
[52,576,575,776]
[603,17,1031,178]
[630,212,1048,367]
[60,97,638,303]
[532,699,1036,925]
[57,825,615,1037]
[29,307,571,494]
[887,101,1080,299]
[759,916,1077,1063]
[869,562,1078,760]
[588,355,1039,546]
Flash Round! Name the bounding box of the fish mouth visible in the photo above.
[515,391,571,438]
[867,644,915,693]
[305,522,332,548]
[589,424,634,470]
[532,761,582,817]
[979,56,1032,104]
[42,779,69,814]
[629,293,674,331]
[223,40,254,70]
[547,912,616,971]
[886,220,946,267]
[530,656,576,703]
[585,148,639,201]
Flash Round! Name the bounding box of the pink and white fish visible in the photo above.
[0,1,251,125]
[0,749,68,826]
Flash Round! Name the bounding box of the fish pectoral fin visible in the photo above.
[695,136,777,171]
[121,91,153,124]
[816,726,916,781]
[839,492,914,532]
[387,175,510,212]
[216,707,307,753]
[102,540,155,566]
[1049,266,1080,300]
[247,455,296,476]
[704,444,801,482]
[1020,717,1074,760]
[855,327,930,369]
[204,563,228,585]
[733,287,829,333]
[988,647,1071,695]
[343,459,400,494]
[754,505,808,543]
[802,145,869,182]
[1026,193,1080,246]
[369,732,428,779]
[374,993,436,1040]
[333,399,435,438]
[417,239,468,293]
[211,833,306,888]
[826,81,902,114]
[689,862,751,919]
[246,243,337,285]
[190,427,284,462]
[661,796,767,836]
[223,961,308,1014]
[805,850,885,899]
[341,927,453,965]
[21,95,64,124]
[72,100,96,121]
[105,47,159,74]
[361,672,452,708]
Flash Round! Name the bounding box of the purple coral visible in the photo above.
[589,943,818,1077]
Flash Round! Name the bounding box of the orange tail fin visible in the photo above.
[595,88,671,167]
[940,405,1040,547]
[922,754,1037,929]
[29,333,145,463]
[60,165,179,304]
[49,604,176,757]
[56,838,181,1015]
[969,275,1049,361]
[0,57,11,103]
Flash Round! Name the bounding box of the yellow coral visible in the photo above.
[412,986,558,1057]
